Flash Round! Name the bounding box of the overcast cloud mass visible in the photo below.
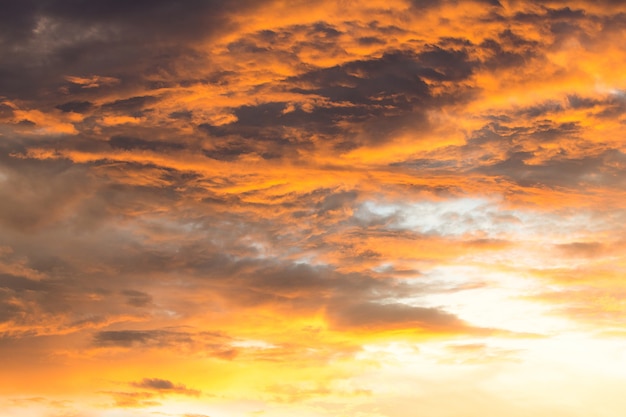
[2,1,626,416]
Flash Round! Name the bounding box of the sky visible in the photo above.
[1,0,626,416]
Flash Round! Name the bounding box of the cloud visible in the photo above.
[131,378,200,396]
[554,242,604,257]
[108,136,185,152]
[327,301,467,331]
[2,1,626,415]
[102,96,160,114]
[92,328,238,358]
[0,0,268,100]
[121,290,153,307]
[92,329,194,348]
[476,148,626,189]
[55,101,94,114]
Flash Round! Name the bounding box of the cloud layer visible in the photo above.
[2,1,626,416]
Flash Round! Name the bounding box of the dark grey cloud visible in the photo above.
[200,46,477,157]
[0,274,48,292]
[0,1,40,44]
[225,22,346,65]
[93,329,194,348]
[460,117,579,157]
[168,110,193,120]
[200,101,335,144]
[358,36,386,46]
[0,103,14,120]
[109,135,185,152]
[546,6,586,19]
[121,290,153,307]
[55,101,94,114]
[327,301,466,330]
[131,378,200,396]
[291,51,432,104]
[416,46,476,81]
[102,96,159,115]
[567,94,601,110]
[409,0,502,10]
[513,101,564,118]
[134,378,177,390]
[190,258,477,333]
[92,328,236,355]
[474,148,626,188]
[40,0,239,40]
[317,190,359,215]
[200,106,323,160]
[480,29,540,70]
[596,93,626,119]
[0,296,23,324]
[457,121,520,148]
[0,0,267,101]
[514,5,590,21]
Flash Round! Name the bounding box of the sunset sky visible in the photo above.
[2,1,626,416]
